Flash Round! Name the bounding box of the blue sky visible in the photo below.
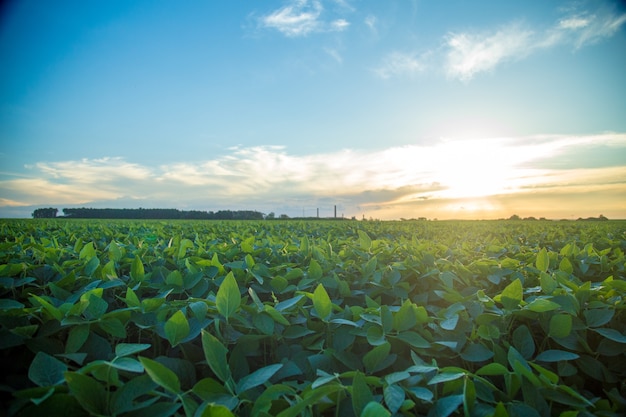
[1,0,625,219]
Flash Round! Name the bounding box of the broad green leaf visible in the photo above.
[559,257,573,274]
[236,363,283,394]
[525,298,561,313]
[198,404,236,417]
[428,372,465,385]
[109,357,144,373]
[84,256,100,276]
[584,309,614,328]
[476,363,509,376]
[536,248,549,272]
[312,283,332,321]
[363,342,391,373]
[393,299,417,332]
[352,371,374,416]
[535,349,579,362]
[408,386,434,402]
[460,343,494,362]
[362,401,391,417]
[500,279,522,310]
[130,255,145,282]
[393,331,430,349]
[164,309,190,347]
[592,328,626,344]
[435,394,463,417]
[512,325,535,359]
[139,356,181,394]
[0,298,24,310]
[540,272,557,294]
[201,330,232,383]
[65,372,108,415]
[215,272,241,321]
[66,324,90,353]
[115,343,151,357]
[383,384,404,415]
[308,259,323,280]
[549,314,572,339]
[30,294,63,321]
[79,242,96,260]
[166,270,184,287]
[29,352,67,386]
[463,377,476,416]
[358,230,372,251]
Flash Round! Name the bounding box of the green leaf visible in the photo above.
[435,394,463,417]
[408,386,434,402]
[362,401,391,417]
[79,242,96,260]
[363,342,391,373]
[215,272,241,321]
[308,259,323,280]
[29,352,67,386]
[476,363,509,376]
[30,294,63,321]
[164,309,190,347]
[428,372,465,385]
[512,325,535,359]
[536,248,549,272]
[540,272,557,294]
[358,230,372,251]
[535,350,580,362]
[198,404,236,417]
[115,343,151,357]
[584,309,615,328]
[500,279,522,309]
[84,256,100,276]
[201,330,232,383]
[139,356,181,395]
[66,324,90,353]
[65,372,108,415]
[130,255,145,282]
[394,299,417,332]
[312,283,332,321]
[460,343,494,362]
[383,384,405,415]
[525,298,561,313]
[352,371,374,416]
[549,314,572,339]
[0,298,24,310]
[592,328,626,344]
[559,257,573,274]
[236,363,283,394]
[393,331,431,349]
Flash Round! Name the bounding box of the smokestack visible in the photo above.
[334,205,337,218]
[317,208,319,218]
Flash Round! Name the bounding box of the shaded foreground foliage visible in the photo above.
[0,219,625,417]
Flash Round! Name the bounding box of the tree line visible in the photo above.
[32,207,264,220]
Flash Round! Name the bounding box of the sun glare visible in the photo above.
[432,139,515,199]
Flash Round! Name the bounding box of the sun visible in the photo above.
[433,139,516,199]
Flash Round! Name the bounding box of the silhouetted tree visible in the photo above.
[32,208,58,218]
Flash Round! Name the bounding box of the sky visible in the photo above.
[1,0,625,220]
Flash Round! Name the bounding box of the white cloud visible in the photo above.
[377,6,626,80]
[445,23,534,81]
[2,133,624,218]
[364,14,377,33]
[258,0,349,37]
[374,51,427,79]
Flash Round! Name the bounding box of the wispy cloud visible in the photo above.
[258,0,349,37]
[376,5,626,80]
[2,134,624,219]
[374,51,428,79]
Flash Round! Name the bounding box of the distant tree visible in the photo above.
[266,212,275,220]
[509,214,521,220]
[279,214,290,219]
[32,208,58,218]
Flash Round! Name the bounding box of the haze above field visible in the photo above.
[1,0,625,220]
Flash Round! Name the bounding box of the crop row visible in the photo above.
[0,219,625,416]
